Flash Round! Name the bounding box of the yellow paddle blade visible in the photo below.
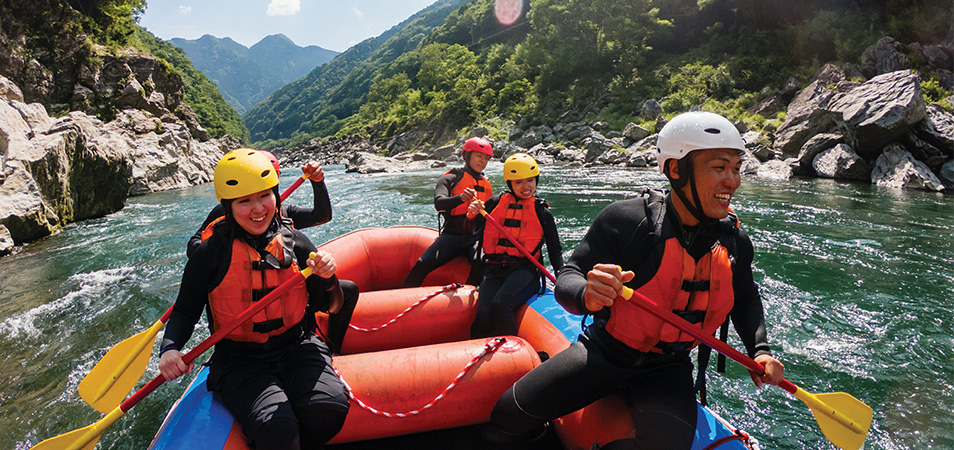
[799,390,873,450]
[78,320,161,413]
[30,407,125,450]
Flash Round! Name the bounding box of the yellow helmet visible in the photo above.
[214,148,279,201]
[503,153,539,181]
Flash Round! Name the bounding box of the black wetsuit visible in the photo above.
[470,194,564,339]
[186,180,333,258]
[162,220,351,450]
[403,167,488,287]
[486,190,773,449]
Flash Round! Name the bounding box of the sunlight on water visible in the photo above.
[1,164,951,450]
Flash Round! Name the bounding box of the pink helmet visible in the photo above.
[462,137,493,157]
[258,150,281,175]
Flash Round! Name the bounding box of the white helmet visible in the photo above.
[656,111,745,174]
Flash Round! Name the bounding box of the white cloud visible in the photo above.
[177,5,192,15]
[351,6,365,21]
[267,0,300,16]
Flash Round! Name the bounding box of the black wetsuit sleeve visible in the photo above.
[283,180,332,229]
[434,172,465,212]
[187,204,225,258]
[554,199,648,315]
[539,205,564,273]
[290,230,342,313]
[729,229,772,358]
[162,242,216,353]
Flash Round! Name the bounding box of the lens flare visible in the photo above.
[494,0,523,26]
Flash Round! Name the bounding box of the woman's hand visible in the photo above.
[307,250,337,279]
[583,264,635,312]
[158,350,193,381]
[750,354,785,388]
[303,162,324,182]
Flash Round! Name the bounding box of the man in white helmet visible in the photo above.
[484,111,784,449]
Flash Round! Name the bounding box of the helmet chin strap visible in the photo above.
[672,158,716,224]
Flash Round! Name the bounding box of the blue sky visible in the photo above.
[139,0,439,52]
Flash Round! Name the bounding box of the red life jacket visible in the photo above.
[207,231,308,343]
[482,193,545,262]
[447,169,493,216]
[605,236,736,354]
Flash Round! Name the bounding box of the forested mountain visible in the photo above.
[246,0,951,150]
[170,34,338,116]
[244,0,474,147]
[135,29,249,142]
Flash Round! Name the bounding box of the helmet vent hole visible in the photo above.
[226,180,238,186]
[704,128,721,134]
[261,170,272,178]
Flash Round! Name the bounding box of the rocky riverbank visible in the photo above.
[0,72,236,256]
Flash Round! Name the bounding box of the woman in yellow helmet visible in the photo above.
[159,149,351,450]
[466,153,564,338]
[186,151,332,258]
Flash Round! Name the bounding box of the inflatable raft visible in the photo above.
[149,227,760,450]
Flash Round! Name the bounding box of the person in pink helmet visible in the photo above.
[403,137,494,287]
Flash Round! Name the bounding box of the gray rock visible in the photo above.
[755,159,793,181]
[0,225,13,256]
[870,144,945,191]
[623,122,651,142]
[827,70,927,158]
[813,144,871,180]
[859,37,913,78]
[797,133,845,170]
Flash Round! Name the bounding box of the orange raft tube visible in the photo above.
[316,227,636,448]
[149,227,635,450]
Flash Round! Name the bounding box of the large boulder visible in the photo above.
[813,144,871,180]
[859,37,913,78]
[870,144,945,191]
[826,70,927,158]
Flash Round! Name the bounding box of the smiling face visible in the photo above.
[230,188,277,235]
[510,176,537,200]
[670,148,742,225]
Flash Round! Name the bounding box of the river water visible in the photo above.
[2,162,951,450]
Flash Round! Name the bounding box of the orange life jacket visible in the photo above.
[207,230,308,343]
[200,216,225,242]
[605,236,736,354]
[447,169,493,216]
[482,193,545,262]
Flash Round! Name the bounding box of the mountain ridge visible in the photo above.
[170,33,339,115]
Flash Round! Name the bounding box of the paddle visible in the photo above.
[477,204,556,283]
[617,285,872,450]
[78,306,173,413]
[31,261,317,450]
[280,174,308,201]
[280,164,319,202]
[77,176,314,413]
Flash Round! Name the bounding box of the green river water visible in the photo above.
[1,162,951,449]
